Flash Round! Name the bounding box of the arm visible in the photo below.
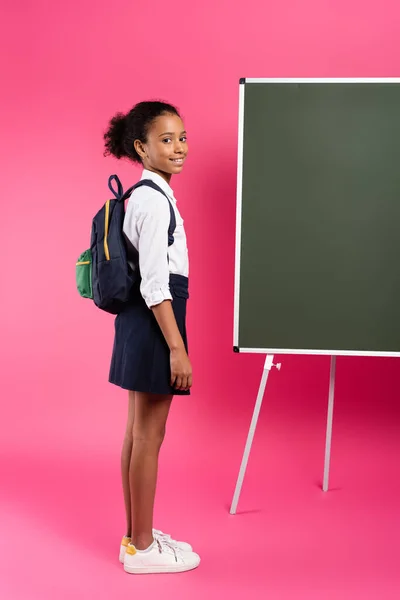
[135,194,192,390]
[151,301,192,390]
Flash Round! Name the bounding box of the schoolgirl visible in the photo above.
[104,101,200,574]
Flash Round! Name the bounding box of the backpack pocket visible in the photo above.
[76,249,93,299]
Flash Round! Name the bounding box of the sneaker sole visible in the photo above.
[124,559,200,574]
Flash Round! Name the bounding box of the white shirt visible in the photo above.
[123,169,189,308]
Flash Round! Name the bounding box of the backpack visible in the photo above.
[76,174,176,314]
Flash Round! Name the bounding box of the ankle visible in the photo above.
[131,533,154,551]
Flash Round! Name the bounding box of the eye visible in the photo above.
[162,138,172,143]
[180,136,187,143]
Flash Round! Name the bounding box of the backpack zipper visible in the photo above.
[104,200,110,260]
[76,260,91,266]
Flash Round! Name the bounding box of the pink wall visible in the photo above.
[1,0,399,457]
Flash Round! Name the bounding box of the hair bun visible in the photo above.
[104,112,128,159]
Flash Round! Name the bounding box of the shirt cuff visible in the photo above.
[142,285,173,309]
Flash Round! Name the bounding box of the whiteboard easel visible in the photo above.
[229,355,336,514]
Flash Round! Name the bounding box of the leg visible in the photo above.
[121,390,135,537]
[230,355,275,514]
[323,355,336,492]
[130,392,173,550]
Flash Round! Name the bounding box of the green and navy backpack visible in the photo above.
[76,174,176,314]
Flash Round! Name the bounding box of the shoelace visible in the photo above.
[155,531,178,547]
[156,537,182,563]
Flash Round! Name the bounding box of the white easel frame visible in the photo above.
[231,78,400,514]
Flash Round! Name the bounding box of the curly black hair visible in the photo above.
[103,101,181,164]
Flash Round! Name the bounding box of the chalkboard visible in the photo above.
[233,79,400,356]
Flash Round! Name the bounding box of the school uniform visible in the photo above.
[109,169,190,395]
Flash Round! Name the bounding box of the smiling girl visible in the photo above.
[104,101,200,574]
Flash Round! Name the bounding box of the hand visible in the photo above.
[170,347,193,391]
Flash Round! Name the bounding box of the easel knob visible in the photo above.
[263,355,282,372]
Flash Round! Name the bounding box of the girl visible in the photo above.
[104,101,200,574]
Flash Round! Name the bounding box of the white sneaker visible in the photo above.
[124,538,200,574]
[119,530,192,563]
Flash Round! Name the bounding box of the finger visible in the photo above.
[181,376,188,391]
[188,373,193,389]
[175,376,182,390]
[170,372,177,387]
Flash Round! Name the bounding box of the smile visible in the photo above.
[170,158,184,163]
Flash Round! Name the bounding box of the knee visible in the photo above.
[124,419,135,445]
[132,426,166,449]
[124,425,134,446]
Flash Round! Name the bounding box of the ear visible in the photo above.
[134,139,146,160]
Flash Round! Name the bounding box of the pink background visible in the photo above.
[1,1,400,598]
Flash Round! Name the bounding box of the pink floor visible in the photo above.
[1,355,399,599]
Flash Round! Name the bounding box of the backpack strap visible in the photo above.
[108,174,124,199]
[127,179,177,247]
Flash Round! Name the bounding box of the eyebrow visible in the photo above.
[158,131,187,137]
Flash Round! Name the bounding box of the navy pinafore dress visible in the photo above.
[109,274,189,395]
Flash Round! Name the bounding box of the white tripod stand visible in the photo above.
[230,355,336,514]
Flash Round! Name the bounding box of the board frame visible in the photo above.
[233,78,400,357]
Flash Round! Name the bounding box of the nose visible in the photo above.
[174,139,184,154]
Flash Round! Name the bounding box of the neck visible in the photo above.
[143,166,172,185]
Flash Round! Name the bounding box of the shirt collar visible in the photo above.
[141,169,176,202]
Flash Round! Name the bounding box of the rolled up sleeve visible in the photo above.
[137,196,173,308]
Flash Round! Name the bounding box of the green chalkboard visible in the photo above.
[234,79,400,356]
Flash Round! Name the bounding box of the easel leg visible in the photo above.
[323,355,336,492]
[230,355,275,515]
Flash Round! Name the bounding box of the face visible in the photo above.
[134,113,188,183]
